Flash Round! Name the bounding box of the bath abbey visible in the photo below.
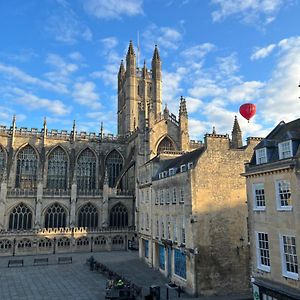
[0,41,262,296]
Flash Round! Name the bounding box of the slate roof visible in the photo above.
[153,147,205,180]
[250,118,300,165]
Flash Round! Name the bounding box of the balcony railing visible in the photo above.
[7,188,37,197]
[77,189,103,197]
[43,189,70,197]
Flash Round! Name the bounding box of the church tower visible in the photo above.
[117,41,163,136]
[231,116,243,148]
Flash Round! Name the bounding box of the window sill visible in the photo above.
[282,272,299,281]
[253,208,266,212]
[257,265,270,273]
[277,206,293,212]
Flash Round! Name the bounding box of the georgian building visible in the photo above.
[138,117,261,296]
[245,119,300,300]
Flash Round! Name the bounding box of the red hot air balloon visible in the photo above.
[239,103,256,122]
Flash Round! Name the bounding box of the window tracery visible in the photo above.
[106,150,123,188]
[8,203,32,230]
[77,148,96,191]
[47,147,68,190]
[44,203,66,228]
[16,145,38,189]
[157,137,175,153]
[109,203,128,227]
[78,203,98,228]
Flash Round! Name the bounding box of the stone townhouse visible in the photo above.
[245,118,300,300]
[138,117,261,296]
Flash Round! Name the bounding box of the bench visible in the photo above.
[58,256,72,264]
[8,259,24,268]
[34,258,48,266]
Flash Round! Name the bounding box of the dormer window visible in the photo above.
[187,162,193,169]
[256,148,267,164]
[180,165,186,172]
[169,168,176,176]
[278,140,293,160]
[163,171,168,177]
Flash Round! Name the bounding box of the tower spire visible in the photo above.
[127,40,135,57]
[179,96,188,118]
[152,45,160,61]
[231,116,243,148]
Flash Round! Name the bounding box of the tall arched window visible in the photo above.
[47,147,68,190]
[110,203,128,227]
[0,147,5,178]
[44,203,66,229]
[8,203,32,230]
[78,203,98,228]
[157,137,175,153]
[16,145,38,189]
[106,150,123,188]
[77,148,96,191]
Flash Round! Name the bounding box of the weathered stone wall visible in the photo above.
[191,134,258,296]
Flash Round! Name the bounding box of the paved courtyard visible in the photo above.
[0,251,252,300]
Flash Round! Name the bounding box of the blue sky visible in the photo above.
[0,0,300,140]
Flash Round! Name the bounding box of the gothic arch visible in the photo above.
[105,149,124,188]
[8,202,33,231]
[15,144,39,189]
[109,202,128,227]
[44,202,67,229]
[76,147,97,191]
[77,202,99,228]
[46,145,69,190]
[156,135,177,154]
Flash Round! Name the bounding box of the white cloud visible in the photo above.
[251,44,276,60]
[142,24,182,54]
[83,0,143,19]
[185,97,203,113]
[69,52,84,61]
[72,81,101,109]
[181,43,215,61]
[0,63,68,93]
[258,36,300,123]
[211,0,290,26]
[46,2,92,44]
[101,37,119,50]
[227,81,265,102]
[45,53,78,83]
[12,88,71,116]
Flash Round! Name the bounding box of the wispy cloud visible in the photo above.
[211,0,291,27]
[72,81,101,109]
[83,0,144,19]
[45,53,78,83]
[181,43,215,61]
[45,1,92,44]
[12,88,71,116]
[142,24,182,55]
[251,44,276,60]
[0,62,68,93]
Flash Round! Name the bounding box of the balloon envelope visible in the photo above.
[239,103,256,121]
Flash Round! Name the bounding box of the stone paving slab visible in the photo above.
[0,251,252,300]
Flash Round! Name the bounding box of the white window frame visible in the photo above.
[180,164,186,172]
[280,234,299,280]
[275,180,292,211]
[278,140,293,160]
[179,187,184,203]
[165,189,170,204]
[252,183,266,211]
[163,171,168,178]
[169,168,176,176]
[256,148,267,164]
[160,189,164,205]
[187,162,193,169]
[172,188,177,204]
[256,232,271,272]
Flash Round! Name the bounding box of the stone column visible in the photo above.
[0,181,8,229]
[70,182,77,227]
[35,181,43,228]
[102,169,109,227]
